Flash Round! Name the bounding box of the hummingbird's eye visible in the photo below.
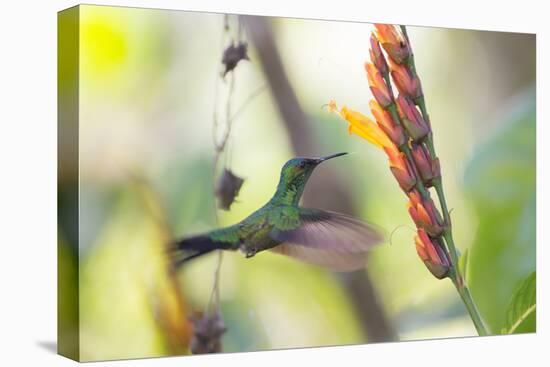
[298,161,307,168]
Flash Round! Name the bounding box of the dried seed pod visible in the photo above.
[222,41,249,77]
[189,311,227,354]
[215,168,245,210]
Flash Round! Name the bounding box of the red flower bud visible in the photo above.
[411,143,440,185]
[384,145,417,192]
[415,229,450,279]
[370,100,406,147]
[396,95,430,141]
[408,190,444,237]
[365,62,393,108]
[390,61,423,100]
[373,24,410,64]
[369,32,388,75]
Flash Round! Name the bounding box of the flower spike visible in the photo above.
[326,23,488,335]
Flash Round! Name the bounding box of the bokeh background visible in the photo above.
[58,5,536,361]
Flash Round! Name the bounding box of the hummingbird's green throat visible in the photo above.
[171,152,383,272]
[272,152,348,205]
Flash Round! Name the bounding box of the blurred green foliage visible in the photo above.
[57,234,79,359]
[79,185,192,361]
[464,88,536,334]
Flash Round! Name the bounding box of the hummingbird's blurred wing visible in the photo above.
[269,242,371,271]
[269,208,384,271]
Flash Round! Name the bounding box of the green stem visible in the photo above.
[414,97,436,158]
[436,180,489,336]
[451,266,489,336]
[433,179,451,229]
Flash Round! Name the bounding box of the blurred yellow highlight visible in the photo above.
[81,8,128,77]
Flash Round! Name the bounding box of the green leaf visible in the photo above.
[464,87,536,333]
[503,271,536,334]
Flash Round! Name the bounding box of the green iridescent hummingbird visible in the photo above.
[171,152,383,271]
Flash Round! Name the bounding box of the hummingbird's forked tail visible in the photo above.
[170,234,231,268]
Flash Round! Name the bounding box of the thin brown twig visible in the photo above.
[207,18,234,316]
[208,13,250,312]
[229,83,267,124]
[208,72,235,313]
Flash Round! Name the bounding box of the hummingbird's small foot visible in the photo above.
[239,243,258,258]
[244,248,257,258]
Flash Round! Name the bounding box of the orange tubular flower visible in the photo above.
[396,94,430,141]
[374,24,410,64]
[415,229,450,279]
[384,145,417,192]
[365,63,393,108]
[331,103,394,149]
[369,100,406,147]
[408,190,444,237]
[369,32,388,75]
[390,61,423,100]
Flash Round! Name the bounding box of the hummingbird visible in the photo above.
[171,152,383,271]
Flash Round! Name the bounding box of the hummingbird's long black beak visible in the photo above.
[317,152,348,163]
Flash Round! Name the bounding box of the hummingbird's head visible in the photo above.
[279,152,348,186]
